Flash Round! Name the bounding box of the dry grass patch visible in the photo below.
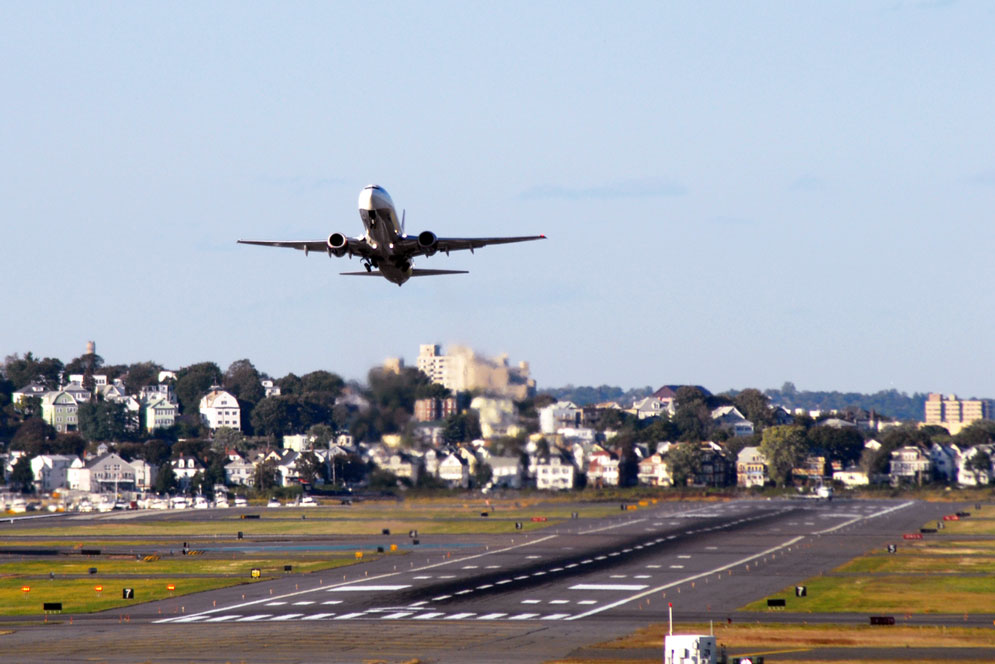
[599,622,995,650]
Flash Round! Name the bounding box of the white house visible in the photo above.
[199,389,241,431]
[736,447,767,488]
[487,456,523,488]
[631,397,668,420]
[12,382,47,405]
[889,446,931,485]
[145,398,177,432]
[261,379,281,397]
[536,455,575,490]
[171,456,205,488]
[539,402,582,434]
[957,445,993,486]
[637,453,672,487]
[225,455,256,486]
[30,454,76,493]
[711,406,755,438]
[587,448,620,487]
[437,452,469,488]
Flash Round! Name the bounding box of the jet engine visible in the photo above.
[417,230,438,255]
[327,232,349,257]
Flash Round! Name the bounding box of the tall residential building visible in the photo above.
[415,344,535,400]
[924,393,992,435]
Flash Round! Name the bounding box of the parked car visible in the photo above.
[234,496,248,507]
[300,495,318,507]
[193,496,209,509]
[266,498,281,508]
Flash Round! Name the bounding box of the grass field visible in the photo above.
[743,505,995,614]
[0,501,624,538]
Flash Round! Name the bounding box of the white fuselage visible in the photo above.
[357,184,411,284]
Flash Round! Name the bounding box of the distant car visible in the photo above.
[234,497,248,507]
[300,495,318,507]
[266,498,281,508]
[193,496,209,509]
[215,498,230,508]
[151,498,169,510]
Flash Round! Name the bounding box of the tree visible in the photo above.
[473,462,493,488]
[295,451,323,484]
[667,443,703,487]
[211,427,246,455]
[4,353,64,390]
[174,362,223,414]
[442,412,481,444]
[154,462,177,494]
[808,425,865,467]
[732,388,774,429]
[966,449,992,481]
[140,439,173,466]
[123,361,163,394]
[760,425,808,487]
[10,455,35,493]
[224,360,264,403]
[253,459,280,491]
[77,401,131,442]
[673,387,713,442]
[63,352,104,377]
[300,371,346,397]
[10,418,57,455]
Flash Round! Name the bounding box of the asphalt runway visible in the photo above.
[0,497,975,663]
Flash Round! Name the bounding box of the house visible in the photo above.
[68,453,137,493]
[199,389,241,431]
[736,447,767,488]
[29,454,76,493]
[794,455,829,479]
[889,446,931,485]
[487,456,523,488]
[539,402,582,434]
[630,397,668,420]
[140,383,177,404]
[61,381,92,404]
[130,459,157,491]
[650,385,712,412]
[12,382,47,406]
[171,456,205,489]
[437,452,469,488]
[261,379,281,398]
[225,455,256,486]
[833,465,870,487]
[274,450,301,486]
[385,451,421,484]
[40,391,80,433]
[637,453,672,487]
[929,443,960,483]
[957,445,994,486]
[587,448,620,487]
[711,406,755,438]
[697,442,733,487]
[145,397,177,432]
[535,454,575,490]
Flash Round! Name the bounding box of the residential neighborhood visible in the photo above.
[2,342,995,510]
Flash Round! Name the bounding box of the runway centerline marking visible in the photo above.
[567,535,805,621]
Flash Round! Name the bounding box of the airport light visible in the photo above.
[166,584,176,592]
[21,586,30,594]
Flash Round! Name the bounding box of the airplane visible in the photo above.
[238,184,546,285]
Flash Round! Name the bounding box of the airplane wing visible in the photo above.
[398,234,546,257]
[237,238,376,259]
[340,269,469,277]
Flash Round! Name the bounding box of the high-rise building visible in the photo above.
[924,393,992,434]
[415,344,535,400]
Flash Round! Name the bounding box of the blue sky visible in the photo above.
[2,2,993,397]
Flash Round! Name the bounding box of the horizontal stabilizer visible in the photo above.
[340,269,469,277]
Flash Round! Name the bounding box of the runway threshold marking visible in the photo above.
[814,501,913,535]
[168,533,559,620]
[565,535,805,621]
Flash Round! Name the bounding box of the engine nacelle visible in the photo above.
[327,232,349,257]
[417,230,438,255]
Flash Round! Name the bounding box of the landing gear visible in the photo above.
[363,262,372,273]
